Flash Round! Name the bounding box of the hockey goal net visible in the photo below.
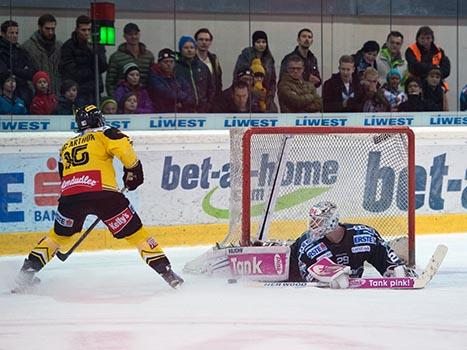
[222,126,415,266]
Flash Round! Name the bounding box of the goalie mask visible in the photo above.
[308,201,340,239]
[75,104,105,132]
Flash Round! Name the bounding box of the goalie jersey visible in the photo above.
[59,126,138,196]
[288,224,405,282]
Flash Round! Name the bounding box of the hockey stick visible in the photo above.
[250,244,448,289]
[55,216,100,262]
[55,188,127,262]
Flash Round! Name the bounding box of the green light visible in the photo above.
[99,26,115,45]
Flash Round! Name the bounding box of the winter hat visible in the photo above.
[236,67,253,79]
[123,62,140,78]
[178,35,196,52]
[427,64,441,76]
[252,30,268,44]
[362,40,380,53]
[99,96,117,111]
[0,71,15,87]
[404,77,421,94]
[250,58,266,76]
[123,23,140,35]
[60,79,78,95]
[158,48,176,62]
[32,71,50,86]
[386,68,402,81]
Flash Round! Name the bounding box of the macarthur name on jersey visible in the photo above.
[59,126,138,195]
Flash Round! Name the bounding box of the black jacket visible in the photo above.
[322,73,364,112]
[59,32,107,103]
[0,36,35,106]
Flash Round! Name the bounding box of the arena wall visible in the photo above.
[0,126,466,256]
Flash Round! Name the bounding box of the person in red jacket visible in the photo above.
[30,70,57,115]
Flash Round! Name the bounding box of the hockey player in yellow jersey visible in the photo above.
[13,104,183,292]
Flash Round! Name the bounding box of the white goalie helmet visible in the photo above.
[308,201,340,239]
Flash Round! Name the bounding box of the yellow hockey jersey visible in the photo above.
[59,126,138,196]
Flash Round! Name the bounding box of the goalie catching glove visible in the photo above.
[123,160,144,191]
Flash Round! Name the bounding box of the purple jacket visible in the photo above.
[114,81,154,114]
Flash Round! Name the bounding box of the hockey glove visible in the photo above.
[384,264,418,278]
[123,160,144,191]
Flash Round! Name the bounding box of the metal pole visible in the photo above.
[92,0,100,107]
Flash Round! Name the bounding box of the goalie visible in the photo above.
[288,201,416,288]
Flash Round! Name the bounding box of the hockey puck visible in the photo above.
[228,278,238,284]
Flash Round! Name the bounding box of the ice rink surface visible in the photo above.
[1,233,466,350]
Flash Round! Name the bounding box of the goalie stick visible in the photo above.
[55,187,127,262]
[255,244,448,289]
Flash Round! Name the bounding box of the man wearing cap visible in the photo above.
[212,69,262,113]
[59,15,107,105]
[175,35,214,113]
[147,48,194,113]
[106,22,154,97]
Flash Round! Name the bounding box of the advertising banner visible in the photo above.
[0,129,466,240]
[1,112,467,132]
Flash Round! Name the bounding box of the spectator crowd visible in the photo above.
[1,13,466,115]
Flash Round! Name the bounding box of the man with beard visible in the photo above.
[280,28,321,88]
[22,14,62,95]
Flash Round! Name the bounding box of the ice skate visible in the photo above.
[11,270,41,294]
[161,269,184,289]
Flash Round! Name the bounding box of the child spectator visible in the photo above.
[114,62,153,113]
[118,92,138,114]
[100,96,118,115]
[382,69,407,111]
[422,65,446,111]
[398,77,427,112]
[30,71,58,115]
[361,67,390,112]
[461,84,467,111]
[0,72,27,115]
[54,79,78,115]
[250,58,267,112]
[353,40,380,81]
